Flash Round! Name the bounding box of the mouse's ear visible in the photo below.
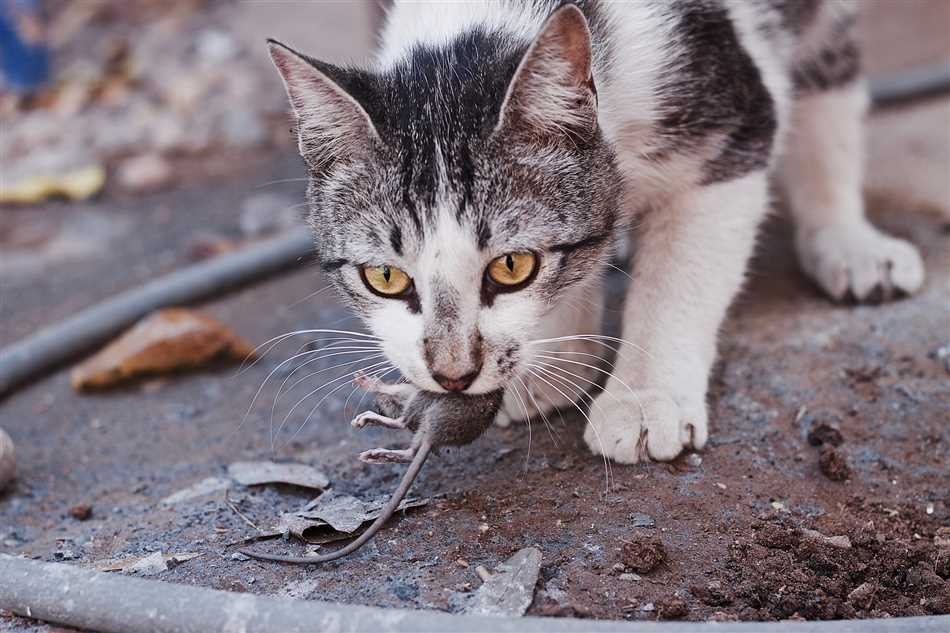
[493,4,597,142]
[267,39,380,170]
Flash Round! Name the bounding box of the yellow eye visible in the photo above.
[487,252,537,287]
[361,265,412,296]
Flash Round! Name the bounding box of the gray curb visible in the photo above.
[1,555,947,633]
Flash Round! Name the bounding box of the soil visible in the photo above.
[1,2,949,631]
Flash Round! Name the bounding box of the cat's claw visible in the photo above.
[796,221,925,303]
[584,385,707,464]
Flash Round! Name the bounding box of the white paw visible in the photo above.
[583,385,707,464]
[796,222,925,302]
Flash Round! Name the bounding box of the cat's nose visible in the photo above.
[431,370,479,393]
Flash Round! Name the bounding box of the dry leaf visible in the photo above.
[71,308,255,390]
[160,476,230,505]
[467,547,542,617]
[228,461,329,490]
[277,491,428,543]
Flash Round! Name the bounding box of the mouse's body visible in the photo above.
[241,374,502,564]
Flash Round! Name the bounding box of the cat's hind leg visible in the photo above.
[780,24,924,302]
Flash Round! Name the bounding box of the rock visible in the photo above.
[621,537,667,573]
[655,596,689,620]
[0,428,15,491]
[466,547,542,617]
[629,512,656,529]
[690,580,732,606]
[934,527,950,549]
[807,422,844,447]
[846,582,877,609]
[818,446,851,481]
[68,504,93,521]
[116,153,172,193]
[801,528,852,549]
[686,453,703,467]
[934,549,950,579]
[71,308,255,390]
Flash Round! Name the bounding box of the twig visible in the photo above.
[224,489,263,533]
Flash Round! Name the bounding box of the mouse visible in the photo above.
[240,371,503,564]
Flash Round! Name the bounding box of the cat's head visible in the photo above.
[269,5,620,395]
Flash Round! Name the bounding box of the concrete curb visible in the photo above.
[1,556,947,633]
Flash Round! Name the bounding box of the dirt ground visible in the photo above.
[1,2,949,630]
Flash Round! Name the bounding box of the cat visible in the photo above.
[267,0,925,464]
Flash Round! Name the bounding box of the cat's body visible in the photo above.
[269,0,924,463]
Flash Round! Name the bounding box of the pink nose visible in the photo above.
[432,370,479,392]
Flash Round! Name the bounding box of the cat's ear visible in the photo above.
[495,4,597,141]
[267,39,379,169]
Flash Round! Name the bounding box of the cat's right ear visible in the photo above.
[267,39,379,169]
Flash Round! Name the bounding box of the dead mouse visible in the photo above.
[240,372,503,564]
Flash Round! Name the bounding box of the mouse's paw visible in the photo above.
[583,384,707,464]
[350,411,407,430]
[358,447,415,464]
[352,371,380,392]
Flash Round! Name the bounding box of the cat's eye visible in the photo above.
[486,252,538,288]
[361,264,412,297]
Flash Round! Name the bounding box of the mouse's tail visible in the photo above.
[239,440,432,565]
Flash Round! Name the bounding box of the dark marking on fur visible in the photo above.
[655,1,776,184]
[389,224,404,256]
[792,16,861,93]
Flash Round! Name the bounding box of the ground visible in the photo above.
[1,2,948,630]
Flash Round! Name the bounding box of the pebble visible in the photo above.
[68,504,93,521]
[686,453,702,467]
[116,153,172,193]
[629,512,656,529]
[621,536,667,573]
[818,446,851,482]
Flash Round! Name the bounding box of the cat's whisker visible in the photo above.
[506,380,534,470]
[529,333,653,363]
[272,358,393,449]
[287,284,336,309]
[525,367,612,494]
[282,363,399,449]
[239,328,382,373]
[269,349,386,440]
[533,348,616,369]
[252,177,310,189]
[514,374,561,444]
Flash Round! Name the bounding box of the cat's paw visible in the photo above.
[583,386,707,464]
[796,222,925,302]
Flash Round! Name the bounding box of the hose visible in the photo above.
[0,229,314,399]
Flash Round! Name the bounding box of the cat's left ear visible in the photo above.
[267,39,379,170]
[495,4,597,141]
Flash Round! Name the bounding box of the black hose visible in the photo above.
[0,229,314,399]
[870,62,950,108]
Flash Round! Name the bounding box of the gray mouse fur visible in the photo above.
[241,373,503,564]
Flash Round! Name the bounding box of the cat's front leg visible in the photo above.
[585,173,769,463]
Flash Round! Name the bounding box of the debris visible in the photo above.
[806,422,844,447]
[847,581,878,610]
[801,528,852,549]
[97,551,201,576]
[229,552,251,562]
[0,428,15,491]
[770,500,788,512]
[228,461,329,490]
[621,537,667,573]
[0,165,105,205]
[161,476,230,505]
[116,153,172,193]
[686,453,702,467]
[71,308,255,390]
[818,446,851,482]
[619,573,641,582]
[467,547,542,617]
[224,489,261,532]
[926,502,934,515]
[68,504,93,521]
[277,491,428,543]
[456,558,469,568]
[475,565,492,582]
[934,527,950,549]
[690,580,732,606]
[629,512,656,529]
[656,595,689,620]
[930,344,950,375]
